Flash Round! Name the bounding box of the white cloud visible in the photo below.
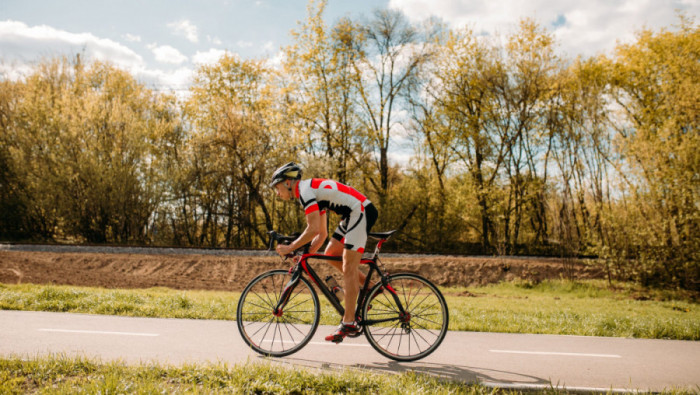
[236,40,254,48]
[262,41,276,52]
[0,61,34,80]
[0,20,145,75]
[265,50,286,70]
[123,33,141,42]
[192,48,232,65]
[388,0,700,56]
[0,20,195,96]
[207,35,223,45]
[138,67,193,89]
[148,43,188,64]
[167,19,199,43]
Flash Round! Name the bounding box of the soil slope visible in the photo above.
[0,251,604,291]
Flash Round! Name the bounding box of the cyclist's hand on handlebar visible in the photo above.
[276,243,293,257]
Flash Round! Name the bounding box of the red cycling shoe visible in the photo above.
[325,322,360,343]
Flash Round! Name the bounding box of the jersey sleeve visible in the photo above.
[298,183,320,215]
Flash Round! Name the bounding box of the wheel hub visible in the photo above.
[399,311,412,333]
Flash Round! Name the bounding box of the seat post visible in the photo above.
[371,238,386,259]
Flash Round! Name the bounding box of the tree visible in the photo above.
[349,9,437,204]
[3,56,179,243]
[494,19,561,250]
[0,79,32,239]
[283,0,366,184]
[184,54,288,247]
[547,56,612,261]
[425,27,504,250]
[607,18,699,287]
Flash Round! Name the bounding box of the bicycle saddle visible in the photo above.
[368,230,398,240]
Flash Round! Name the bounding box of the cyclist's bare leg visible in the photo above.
[323,238,343,271]
[324,238,366,284]
[341,248,362,323]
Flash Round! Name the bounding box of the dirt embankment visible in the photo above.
[0,250,605,291]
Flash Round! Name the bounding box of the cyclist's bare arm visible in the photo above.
[276,209,323,256]
[309,211,328,253]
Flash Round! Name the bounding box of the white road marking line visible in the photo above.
[489,349,621,358]
[38,329,159,337]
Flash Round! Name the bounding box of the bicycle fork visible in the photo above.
[273,268,301,316]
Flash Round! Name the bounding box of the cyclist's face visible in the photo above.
[274,181,292,200]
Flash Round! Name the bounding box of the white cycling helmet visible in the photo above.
[269,162,302,187]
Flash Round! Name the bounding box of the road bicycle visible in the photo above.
[236,230,449,361]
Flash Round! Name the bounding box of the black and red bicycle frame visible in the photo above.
[269,231,403,326]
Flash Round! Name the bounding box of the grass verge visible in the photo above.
[1,279,698,340]
[445,280,699,340]
[1,354,696,394]
[0,354,481,394]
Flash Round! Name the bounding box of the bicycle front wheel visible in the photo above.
[237,269,320,357]
[362,273,449,361]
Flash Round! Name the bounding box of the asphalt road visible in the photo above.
[1,310,698,392]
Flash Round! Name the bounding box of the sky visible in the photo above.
[1,0,697,92]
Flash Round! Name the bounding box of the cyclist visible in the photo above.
[270,162,378,343]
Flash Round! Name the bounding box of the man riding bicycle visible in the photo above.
[270,162,378,343]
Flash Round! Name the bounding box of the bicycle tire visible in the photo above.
[237,269,320,357]
[362,273,449,361]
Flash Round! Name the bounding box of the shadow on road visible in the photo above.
[359,360,550,387]
[266,356,550,387]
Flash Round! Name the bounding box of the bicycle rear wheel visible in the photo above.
[237,269,320,357]
[362,273,449,361]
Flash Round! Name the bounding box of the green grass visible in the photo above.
[1,279,698,340]
[0,284,239,319]
[1,354,697,394]
[444,280,699,340]
[0,354,486,394]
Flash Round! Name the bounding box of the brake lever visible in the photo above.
[267,230,278,251]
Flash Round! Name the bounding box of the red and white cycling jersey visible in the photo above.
[294,178,369,218]
[294,178,376,251]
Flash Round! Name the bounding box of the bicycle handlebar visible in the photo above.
[267,231,305,254]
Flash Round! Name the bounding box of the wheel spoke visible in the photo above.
[250,290,275,309]
[411,312,444,327]
[237,270,320,357]
[247,316,276,340]
[363,274,448,361]
[242,299,273,312]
